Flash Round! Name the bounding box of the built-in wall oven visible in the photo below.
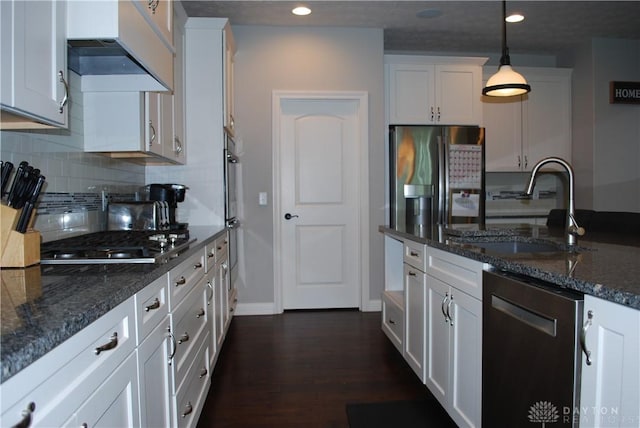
[224,133,239,286]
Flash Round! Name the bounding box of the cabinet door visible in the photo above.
[449,290,482,428]
[404,264,426,381]
[146,92,164,156]
[482,95,522,171]
[72,352,140,428]
[0,0,68,127]
[522,71,572,170]
[435,65,482,125]
[223,25,235,135]
[171,5,187,163]
[580,296,640,427]
[138,319,173,428]
[425,277,451,405]
[134,0,173,48]
[388,63,435,125]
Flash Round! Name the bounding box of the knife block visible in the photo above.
[1,204,40,267]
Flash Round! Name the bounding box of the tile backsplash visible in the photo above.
[1,72,145,241]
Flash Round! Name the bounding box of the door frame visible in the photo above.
[272,90,370,313]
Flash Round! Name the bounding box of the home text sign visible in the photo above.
[610,81,640,104]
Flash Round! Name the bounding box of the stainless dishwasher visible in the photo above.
[482,270,584,427]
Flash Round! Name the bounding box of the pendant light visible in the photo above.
[483,1,531,97]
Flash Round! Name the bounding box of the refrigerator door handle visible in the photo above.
[437,137,446,225]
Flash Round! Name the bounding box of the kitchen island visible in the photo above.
[380,223,640,428]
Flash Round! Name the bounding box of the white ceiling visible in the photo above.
[180,1,640,56]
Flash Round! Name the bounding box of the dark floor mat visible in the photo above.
[346,398,458,428]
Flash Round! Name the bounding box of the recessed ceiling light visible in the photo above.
[506,13,525,23]
[417,8,443,19]
[292,6,311,16]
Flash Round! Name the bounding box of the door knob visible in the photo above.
[284,213,299,220]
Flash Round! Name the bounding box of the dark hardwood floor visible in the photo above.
[196,309,437,428]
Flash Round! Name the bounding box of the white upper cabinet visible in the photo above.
[67,0,173,92]
[482,67,572,172]
[223,25,236,136]
[0,0,69,129]
[385,55,487,126]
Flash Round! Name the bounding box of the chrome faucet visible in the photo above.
[524,157,585,247]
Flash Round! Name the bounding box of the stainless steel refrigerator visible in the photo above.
[389,125,485,236]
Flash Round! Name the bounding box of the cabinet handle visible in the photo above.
[196,308,205,318]
[182,402,193,418]
[94,332,118,355]
[524,156,528,169]
[168,327,176,365]
[194,262,203,269]
[430,106,435,122]
[199,367,208,378]
[148,120,156,146]
[12,402,35,428]
[175,276,186,286]
[446,294,454,326]
[518,155,522,169]
[145,298,160,312]
[410,250,419,257]
[437,106,441,122]
[208,251,215,259]
[580,310,593,366]
[206,281,214,305]
[388,318,396,325]
[174,137,183,155]
[441,293,450,323]
[408,270,417,277]
[57,71,69,114]
[178,332,190,344]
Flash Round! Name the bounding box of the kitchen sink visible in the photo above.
[471,240,562,254]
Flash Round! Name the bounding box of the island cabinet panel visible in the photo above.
[425,247,483,428]
[579,295,640,427]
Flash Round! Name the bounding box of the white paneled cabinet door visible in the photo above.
[482,96,522,172]
[404,263,426,381]
[425,277,451,405]
[434,65,483,125]
[277,95,363,310]
[138,319,173,428]
[70,353,140,428]
[0,0,68,128]
[387,63,435,125]
[449,287,482,428]
[579,296,640,427]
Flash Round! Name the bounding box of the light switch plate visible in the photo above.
[259,192,268,206]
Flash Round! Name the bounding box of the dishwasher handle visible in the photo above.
[580,310,593,366]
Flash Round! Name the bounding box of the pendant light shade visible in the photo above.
[483,1,530,97]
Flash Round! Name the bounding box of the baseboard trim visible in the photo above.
[234,299,381,315]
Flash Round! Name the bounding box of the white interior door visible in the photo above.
[274,93,366,310]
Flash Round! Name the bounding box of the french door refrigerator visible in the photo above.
[389,125,485,236]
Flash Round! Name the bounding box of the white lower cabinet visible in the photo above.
[425,247,483,428]
[579,295,640,427]
[381,291,404,353]
[404,262,426,381]
[174,331,211,428]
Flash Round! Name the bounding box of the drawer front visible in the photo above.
[175,331,210,428]
[171,279,208,391]
[215,233,228,263]
[135,274,169,344]
[427,247,483,300]
[169,250,206,311]
[403,240,426,271]
[382,293,404,353]
[1,298,136,428]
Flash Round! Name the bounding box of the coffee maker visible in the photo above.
[149,184,188,229]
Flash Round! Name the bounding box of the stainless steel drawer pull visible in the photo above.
[13,402,35,428]
[175,276,186,286]
[208,252,215,258]
[178,332,190,344]
[194,262,203,269]
[58,71,69,114]
[206,281,214,305]
[168,327,176,365]
[580,310,593,366]
[182,402,193,418]
[94,332,118,355]
[446,294,454,326]
[196,308,205,318]
[145,298,160,312]
[441,293,449,323]
[388,318,396,325]
[199,367,208,378]
[410,251,419,257]
[408,270,417,277]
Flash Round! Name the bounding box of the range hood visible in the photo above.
[66,0,173,93]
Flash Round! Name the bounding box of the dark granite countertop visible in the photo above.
[0,226,225,384]
[380,224,640,310]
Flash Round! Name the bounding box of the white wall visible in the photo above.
[562,38,640,212]
[232,25,385,308]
